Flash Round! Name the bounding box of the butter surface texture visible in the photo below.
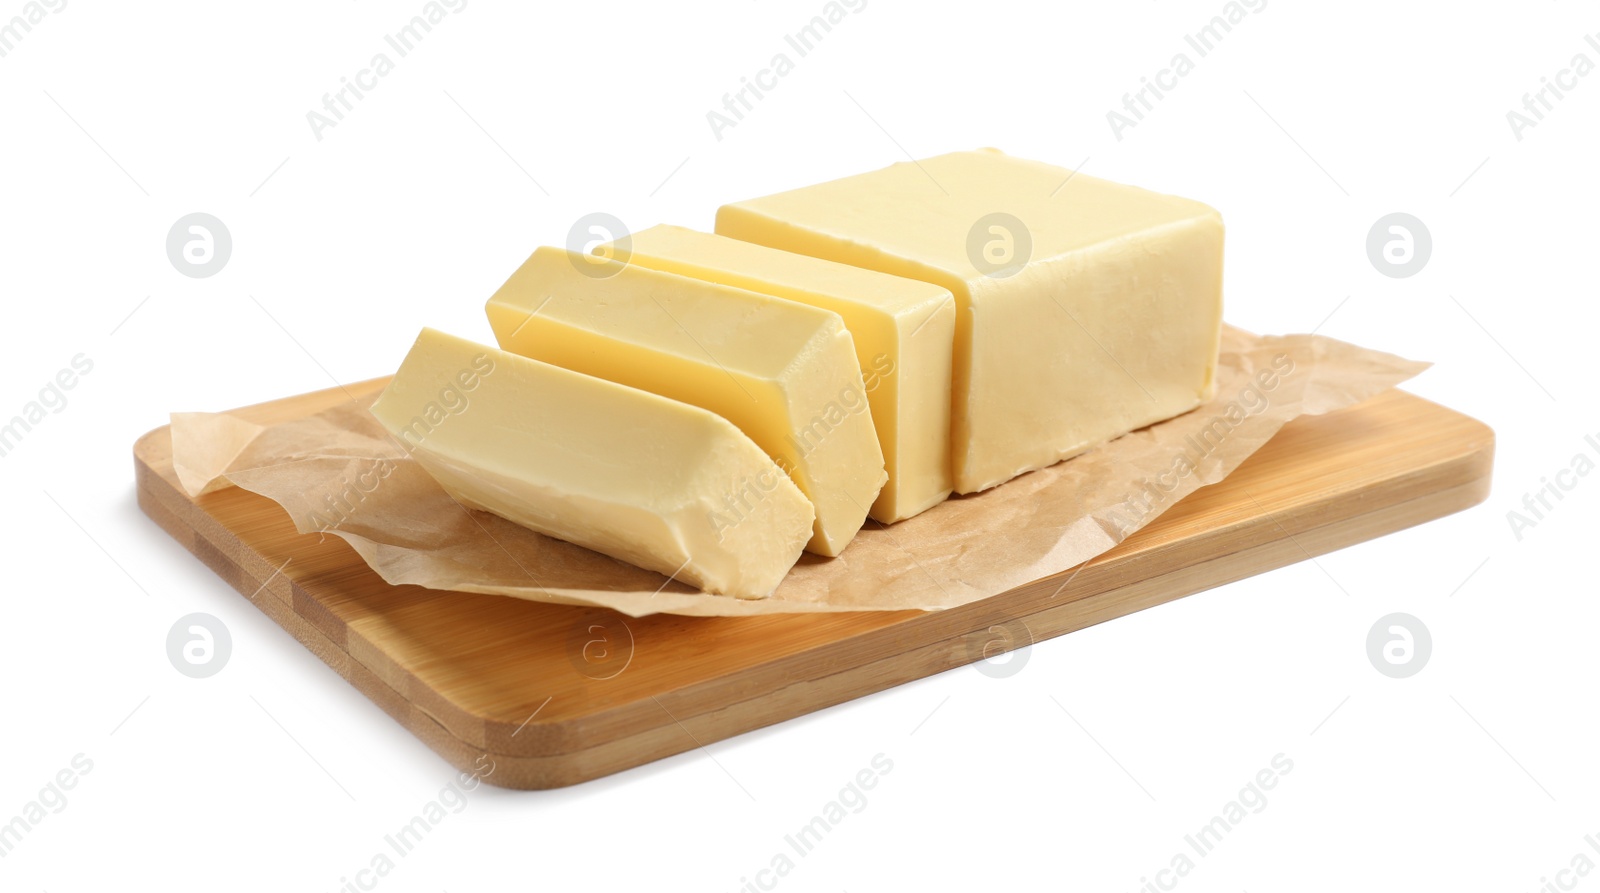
[718,149,1224,493]
[369,328,813,598]
[617,224,955,523]
[486,248,886,557]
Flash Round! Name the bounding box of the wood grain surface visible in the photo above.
[134,381,1493,789]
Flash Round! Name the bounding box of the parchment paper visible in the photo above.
[170,326,1427,617]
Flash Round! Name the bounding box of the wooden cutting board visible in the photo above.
[134,381,1493,789]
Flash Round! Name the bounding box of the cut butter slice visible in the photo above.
[368,327,813,599]
[614,224,955,524]
[718,148,1225,494]
[486,248,886,557]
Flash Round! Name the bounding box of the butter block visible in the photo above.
[615,224,956,524]
[486,248,887,557]
[718,149,1224,494]
[369,328,814,599]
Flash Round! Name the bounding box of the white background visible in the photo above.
[2,1,1597,890]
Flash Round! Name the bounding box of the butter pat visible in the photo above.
[369,328,813,599]
[486,248,886,557]
[718,149,1224,494]
[616,224,956,523]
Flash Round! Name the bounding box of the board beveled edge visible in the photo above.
[133,392,1495,789]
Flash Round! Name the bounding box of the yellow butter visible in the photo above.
[486,248,886,557]
[368,328,813,599]
[615,224,955,523]
[718,149,1225,494]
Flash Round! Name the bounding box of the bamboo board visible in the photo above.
[134,380,1493,789]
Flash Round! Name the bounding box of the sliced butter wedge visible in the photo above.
[486,247,886,557]
[369,328,813,599]
[614,224,956,524]
[718,148,1225,494]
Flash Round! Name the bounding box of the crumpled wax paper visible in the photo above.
[170,326,1427,617]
